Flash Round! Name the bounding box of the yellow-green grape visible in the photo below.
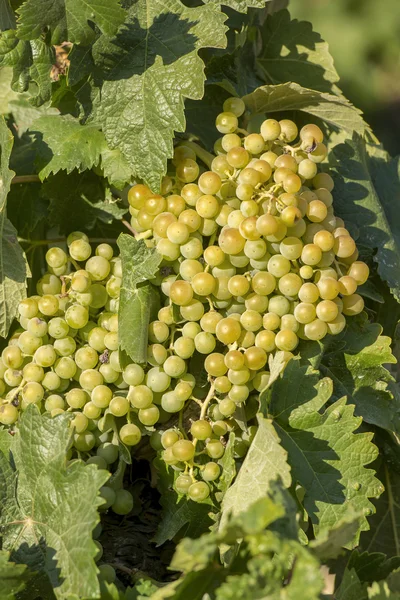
[205,353,228,377]
[148,321,169,343]
[22,381,44,404]
[216,112,238,134]
[214,376,231,394]
[255,330,276,352]
[280,237,303,260]
[309,143,328,163]
[215,318,242,344]
[347,261,369,285]
[226,147,250,169]
[223,97,245,117]
[275,330,299,352]
[299,265,314,280]
[38,294,59,316]
[253,371,270,392]
[69,239,91,261]
[342,294,364,316]
[315,188,333,207]
[18,298,39,319]
[278,273,302,297]
[191,419,212,440]
[172,439,195,461]
[314,230,334,251]
[176,158,200,183]
[268,295,291,317]
[317,277,340,300]
[244,133,265,155]
[46,247,68,269]
[279,119,298,142]
[119,423,142,446]
[338,276,358,296]
[260,119,281,141]
[251,272,276,296]
[304,319,328,340]
[0,404,19,425]
[4,369,23,387]
[202,462,221,482]
[301,244,322,266]
[300,124,324,147]
[34,345,57,368]
[294,303,317,324]
[268,254,291,277]
[23,363,44,382]
[244,346,267,370]
[262,312,281,331]
[245,294,268,313]
[327,313,346,335]
[307,200,328,223]
[334,235,356,258]
[79,369,103,391]
[188,481,210,502]
[313,172,334,192]
[167,221,190,244]
[316,300,339,322]
[175,474,192,494]
[17,332,42,354]
[179,209,202,233]
[200,311,223,334]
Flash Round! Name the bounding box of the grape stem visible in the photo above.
[12,175,41,184]
[122,220,137,236]
[181,141,214,169]
[188,382,215,478]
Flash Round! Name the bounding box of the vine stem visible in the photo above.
[122,220,137,236]
[189,383,215,478]
[12,175,41,184]
[182,141,214,169]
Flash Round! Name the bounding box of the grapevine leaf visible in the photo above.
[77,0,227,191]
[331,135,400,302]
[201,0,265,14]
[0,405,109,600]
[219,415,291,531]
[0,32,54,106]
[41,170,126,234]
[0,67,19,114]
[256,9,339,92]
[243,82,369,136]
[32,114,106,179]
[16,0,126,45]
[300,314,399,434]
[347,550,400,585]
[153,457,214,546]
[310,514,363,560]
[117,234,162,365]
[0,117,28,338]
[0,551,32,600]
[100,146,132,189]
[335,568,368,600]
[267,360,382,545]
[6,181,47,237]
[360,462,400,558]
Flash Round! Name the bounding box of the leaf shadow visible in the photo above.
[10,542,60,600]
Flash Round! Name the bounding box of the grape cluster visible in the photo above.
[0,97,369,505]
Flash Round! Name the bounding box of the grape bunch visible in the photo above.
[0,97,369,506]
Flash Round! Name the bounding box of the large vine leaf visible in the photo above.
[41,169,126,234]
[243,82,369,136]
[117,234,162,365]
[201,0,265,13]
[16,0,126,45]
[0,551,32,600]
[75,0,227,191]
[0,117,28,338]
[360,462,400,558]
[266,360,383,545]
[331,135,400,302]
[256,9,339,93]
[0,31,54,106]
[32,114,106,179]
[0,405,109,600]
[300,314,399,434]
[219,416,291,531]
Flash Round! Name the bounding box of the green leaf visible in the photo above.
[0,405,109,600]
[360,463,400,558]
[117,234,162,365]
[41,169,126,234]
[0,117,28,338]
[0,551,32,600]
[153,457,214,546]
[76,0,227,190]
[0,67,20,114]
[32,114,106,179]
[300,314,399,434]
[6,181,47,237]
[256,9,339,92]
[331,135,400,302]
[310,514,364,560]
[268,360,382,545]
[219,415,291,531]
[100,146,132,189]
[347,550,400,586]
[202,0,265,14]
[243,82,369,136]
[336,568,368,600]
[0,31,54,106]
[16,0,126,44]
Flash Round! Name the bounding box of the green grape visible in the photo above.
[279,237,303,260]
[215,318,241,344]
[46,247,68,269]
[18,298,39,319]
[34,345,57,368]
[260,119,281,141]
[279,119,298,142]
[191,419,212,440]
[89,284,108,309]
[45,394,65,412]
[65,304,89,329]
[96,243,113,260]
[99,486,116,510]
[104,332,118,351]
[48,317,69,339]
[267,254,291,277]
[37,273,62,296]
[129,384,153,409]
[147,343,168,366]
[327,313,346,335]
[99,363,119,383]
[179,259,203,281]
[4,369,23,387]
[146,367,171,392]
[0,404,19,425]
[212,420,228,436]
[108,396,129,417]
[175,474,193,494]
[97,442,119,464]
[23,363,44,382]
[316,300,339,322]
[294,302,317,324]
[304,319,328,341]
[79,369,103,391]
[148,321,169,343]
[347,261,369,285]
[17,331,42,354]
[83,402,102,419]
[161,429,180,449]
[194,332,216,355]
[87,455,108,469]
[71,412,88,434]
[69,239,91,261]
[88,327,107,352]
[202,462,221,482]
[180,299,205,322]
[206,439,225,459]
[139,404,160,425]
[119,423,142,446]
[275,330,299,351]
[278,273,302,297]
[176,158,200,183]
[182,322,201,339]
[112,489,134,515]
[240,310,263,332]
[54,336,76,356]
[22,381,44,404]
[188,481,210,502]
[54,357,76,379]
[223,97,245,117]
[75,346,99,370]
[191,272,216,296]
[219,398,236,416]
[266,295,290,317]
[91,384,113,408]
[342,294,364,316]
[216,111,238,134]
[85,256,110,281]
[317,277,340,300]
[253,370,270,392]
[172,439,195,461]
[163,356,187,378]
[123,364,145,386]
[27,317,48,338]
[338,276,358,296]
[161,391,184,413]
[66,388,89,409]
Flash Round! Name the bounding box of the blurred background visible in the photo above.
[291,0,400,155]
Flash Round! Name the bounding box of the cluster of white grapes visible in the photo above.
[0,97,369,505]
